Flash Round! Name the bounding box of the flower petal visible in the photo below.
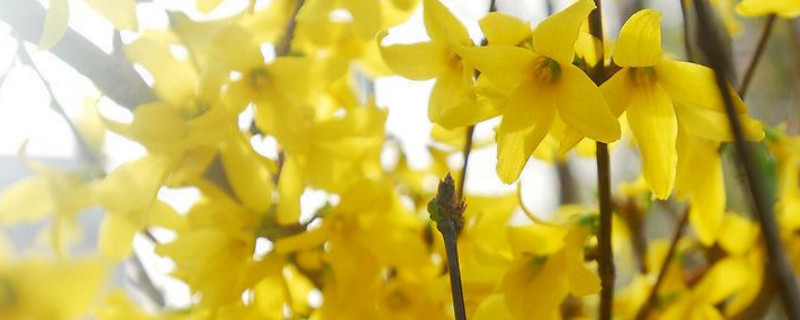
[423,0,471,45]
[455,45,537,94]
[85,0,138,30]
[496,81,556,183]
[532,0,595,65]
[655,59,747,114]
[221,134,275,214]
[600,68,635,116]
[556,64,621,143]
[429,62,474,124]
[613,9,662,67]
[277,157,304,225]
[39,0,70,50]
[737,0,800,18]
[98,213,138,260]
[627,83,677,199]
[479,12,531,46]
[675,103,764,142]
[675,131,724,245]
[378,34,450,80]
[344,0,381,39]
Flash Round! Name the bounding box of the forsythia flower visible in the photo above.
[737,0,800,18]
[601,9,763,200]
[474,217,601,319]
[458,0,621,183]
[379,0,499,128]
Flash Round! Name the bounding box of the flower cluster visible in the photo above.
[1,0,799,319]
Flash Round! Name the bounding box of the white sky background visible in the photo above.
[0,0,682,309]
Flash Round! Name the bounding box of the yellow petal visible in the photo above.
[655,59,747,114]
[221,135,275,213]
[0,177,54,225]
[39,0,70,50]
[496,81,556,183]
[532,0,595,65]
[718,214,759,256]
[277,157,304,225]
[600,68,634,116]
[423,0,471,45]
[344,0,380,39]
[737,0,800,18]
[627,83,677,199]
[479,12,531,46]
[675,103,764,142]
[197,0,225,13]
[613,9,662,67]
[455,45,537,94]
[692,257,749,304]
[675,131,724,245]
[564,226,601,296]
[84,0,138,30]
[473,294,515,320]
[555,64,620,143]
[99,155,174,216]
[98,213,138,260]
[428,63,473,125]
[378,34,450,80]
[507,224,567,256]
[125,33,198,104]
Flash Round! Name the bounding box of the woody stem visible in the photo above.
[586,1,615,319]
[693,1,800,319]
[739,14,776,97]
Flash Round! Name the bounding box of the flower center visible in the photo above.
[532,57,561,84]
[249,67,271,90]
[628,67,657,86]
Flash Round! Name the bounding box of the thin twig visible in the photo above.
[275,0,306,57]
[693,2,800,319]
[428,174,467,320]
[678,0,694,62]
[739,14,777,97]
[587,1,615,319]
[457,125,475,200]
[634,208,689,320]
[456,0,497,200]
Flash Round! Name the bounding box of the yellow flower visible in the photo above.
[737,0,800,18]
[39,0,137,49]
[155,181,265,309]
[379,0,499,128]
[489,220,601,319]
[299,0,420,40]
[601,9,763,199]
[660,257,750,320]
[457,0,621,183]
[0,257,107,320]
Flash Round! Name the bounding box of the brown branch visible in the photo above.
[0,0,156,110]
[429,174,467,320]
[739,14,777,98]
[587,1,615,319]
[693,2,800,319]
[635,208,689,320]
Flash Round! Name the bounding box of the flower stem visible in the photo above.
[587,1,616,319]
[693,2,800,319]
[678,0,694,62]
[429,174,467,320]
[458,126,475,200]
[634,207,689,320]
[276,0,305,57]
[440,218,467,320]
[739,14,776,97]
